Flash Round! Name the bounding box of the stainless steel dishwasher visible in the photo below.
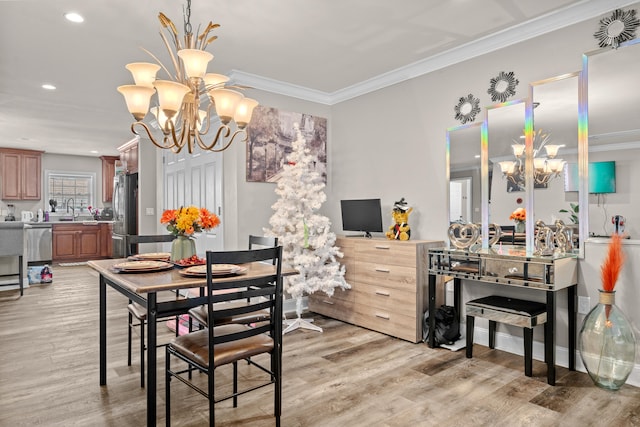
[24,223,53,263]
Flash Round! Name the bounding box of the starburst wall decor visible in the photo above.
[487,71,519,103]
[594,8,639,48]
[453,94,481,124]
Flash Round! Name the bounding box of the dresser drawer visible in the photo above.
[354,260,417,291]
[352,282,416,314]
[309,287,354,304]
[308,290,356,322]
[352,307,418,343]
[340,255,356,282]
[355,240,417,268]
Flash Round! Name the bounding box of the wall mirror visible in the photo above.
[530,72,581,253]
[585,38,640,240]
[486,100,526,247]
[448,123,482,225]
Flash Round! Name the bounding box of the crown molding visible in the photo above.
[232,0,638,105]
[229,70,333,105]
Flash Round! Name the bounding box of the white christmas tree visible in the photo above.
[265,124,350,333]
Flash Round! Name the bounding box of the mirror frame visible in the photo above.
[582,37,640,247]
[529,71,583,257]
[447,122,483,230]
[483,99,528,250]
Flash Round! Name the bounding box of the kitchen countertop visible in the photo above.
[51,220,114,225]
[0,220,114,229]
[0,222,25,229]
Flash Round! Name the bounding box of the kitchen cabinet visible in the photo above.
[0,148,43,200]
[100,156,119,202]
[52,222,112,262]
[118,140,138,174]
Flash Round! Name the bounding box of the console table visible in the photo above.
[427,246,578,385]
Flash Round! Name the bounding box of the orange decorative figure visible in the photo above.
[386,198,413,240]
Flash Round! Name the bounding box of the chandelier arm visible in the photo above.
[196,124,230,151]
[197,104,215,135]
[132,122,179,151]
[206,129,249,153]
[177,117,193,153]
[164,118,191,154]
[534,171,550,185]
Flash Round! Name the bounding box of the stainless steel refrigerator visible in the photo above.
[112,173,138,258]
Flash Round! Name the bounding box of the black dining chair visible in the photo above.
[165,246,283,426]
[125,233,176,388]
[187,235,278,329]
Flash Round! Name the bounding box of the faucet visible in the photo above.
[66,198,75,220]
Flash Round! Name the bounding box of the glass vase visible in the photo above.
[515,221,525,233]
[170,235,196,262]
[578,290,636,390]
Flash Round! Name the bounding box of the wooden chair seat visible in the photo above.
[170,324,274,368]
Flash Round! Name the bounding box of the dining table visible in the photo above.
[88,257,293,427]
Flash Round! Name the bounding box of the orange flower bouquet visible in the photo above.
[509,207,526,232]
[160,206,220,237]
[509,207,526,223]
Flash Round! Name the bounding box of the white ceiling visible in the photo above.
[0,0,635,157]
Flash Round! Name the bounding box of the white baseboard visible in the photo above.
[472,326,640,388]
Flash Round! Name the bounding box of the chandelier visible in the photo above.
[498,129,565,186]
[117,0,258,154]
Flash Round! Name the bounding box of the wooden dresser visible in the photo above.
[308,237,444,343]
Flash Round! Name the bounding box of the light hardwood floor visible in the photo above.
[1,265,639,426]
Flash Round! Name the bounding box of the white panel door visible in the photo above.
[163,149,223,252]
[193,151,223,252]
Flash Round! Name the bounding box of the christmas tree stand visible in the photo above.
[283,315,322,334]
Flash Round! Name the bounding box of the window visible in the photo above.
[44,170,96,214]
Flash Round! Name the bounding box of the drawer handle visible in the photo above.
[375,290,390,296]
[375,313,390,320]
[375,245,390,250]
[375,267,390,273]
[322,300,334,305]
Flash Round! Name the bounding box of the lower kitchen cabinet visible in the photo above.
[52,223,112,262]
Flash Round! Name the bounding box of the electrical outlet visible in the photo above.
[145,207,154,216]
[578,296,591,314]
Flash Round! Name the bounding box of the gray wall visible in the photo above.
[221,91,331,250]
[222,7,640,381]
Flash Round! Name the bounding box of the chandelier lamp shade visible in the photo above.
[117,0,259,154]
[498,129,565,186]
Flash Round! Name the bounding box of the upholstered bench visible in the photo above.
[465,295,547,377]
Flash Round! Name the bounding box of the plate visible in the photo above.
[178,264,247,277]
[113,260,173,272]
[172,258,206,269]
[131,252,171,261]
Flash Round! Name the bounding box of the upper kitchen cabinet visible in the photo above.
[0,148,43,200]
[118,140,138,174]
[100,155,120,202]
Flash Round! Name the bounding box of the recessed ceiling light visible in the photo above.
[90,150,99,154]
[42,84,56,90]
[64,12,84,23]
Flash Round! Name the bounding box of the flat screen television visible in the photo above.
[340,198,384,238]
[564,161,616,194]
